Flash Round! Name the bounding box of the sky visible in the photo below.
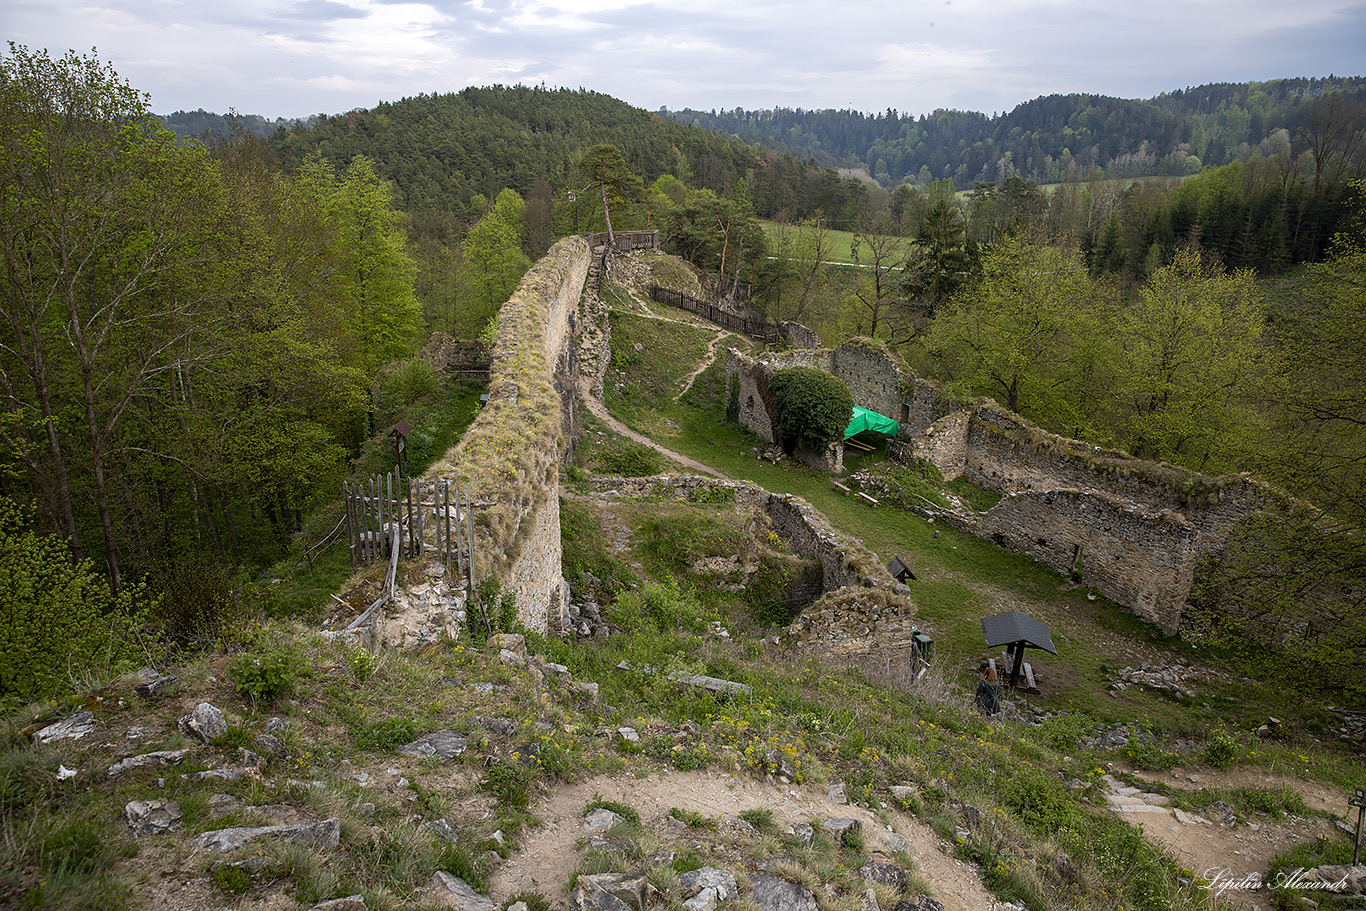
[6,0,1366,120]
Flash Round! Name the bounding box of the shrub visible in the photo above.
[354,717,419,751]
[596,440,663,477]
[0,499,153,702]
[375,357,440,418]
[228,643,308,703]
[768,366,853,454]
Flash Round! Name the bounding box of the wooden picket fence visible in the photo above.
[342,472,477,587]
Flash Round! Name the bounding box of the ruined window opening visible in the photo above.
[901,403,911,423]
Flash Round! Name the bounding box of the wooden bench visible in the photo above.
[856,491,878,507]
[832,481,851,496]
[998,651,1040,694]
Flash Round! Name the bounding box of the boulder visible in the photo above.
[108,749,189,778]
[783,822,814,846]
[398,731,468,761]
[254,733,288,759]
[124,799,183,836]
[134,671,179,698]
[308,897,368,911]
[680,867,738,911]
[177,703,228,743]
[34,711,97,745]
[750,873,818,911]
[429,872,495,911]
[486,632,526,657]
[572,873,652,911]
[421,818,461,844]
[859,862,907,891]
[823,817,863,845]
[584,808,626,831]
[191,818,341,853]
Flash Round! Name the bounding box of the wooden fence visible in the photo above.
[584,230,659,252]
[342,472,477,588]
[649,286,781,343]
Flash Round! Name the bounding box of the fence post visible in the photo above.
[443,480,452,575]
[415,479,424,557]
[343,482,355,567]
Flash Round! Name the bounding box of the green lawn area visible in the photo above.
[761,221,864,264]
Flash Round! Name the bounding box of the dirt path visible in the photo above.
[578,377,730,480]
[489,770,997,911]
[1102,768,1343,911]
[674,329,733,402]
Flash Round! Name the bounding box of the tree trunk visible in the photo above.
[599,182,614,247]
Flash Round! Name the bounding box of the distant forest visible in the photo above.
[662,78,1366,188]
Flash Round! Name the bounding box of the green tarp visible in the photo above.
[843,406,899,440]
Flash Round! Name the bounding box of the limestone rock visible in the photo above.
[584,808,626,830]
[572,873,651,911]
[823,817,862,845]
[680,867,738,911]
[750,873,817,911]
[859,862,907,891]
[254,733,288,759]
[34,711,97,745]
[309,897,367,911]
[398,730,467,760]
[108,749,189,778]
[134,671,179,698]
[177,703,228,743]
[486,632,526,657]
[124,799,183,836]
[421,818,461,844]
[783,822,814,846]
[861,888,880,911]
[429,871,495,911]
[191,817,341,853]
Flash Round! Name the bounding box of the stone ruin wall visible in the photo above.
[445,236,590,634]
[586,475,921,659]
[726,333,1272,636]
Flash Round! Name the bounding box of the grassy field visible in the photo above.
[761,221,866,264]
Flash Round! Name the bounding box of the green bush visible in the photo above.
[228,643,308,703]
[0,499,152,701]
[375,357,440,418]
[768,366,853,454]
[608,580,710,635]
[353,717,419,751]
[596,441,663,477]
[638,513,748,575]
[1203,730,1241,769]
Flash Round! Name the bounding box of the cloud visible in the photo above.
[6,0,1364,118]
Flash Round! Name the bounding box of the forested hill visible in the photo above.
[662,77,1366,188]
[260,85,871,230]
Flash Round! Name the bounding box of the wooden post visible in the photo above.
[343,482,355,567]
[360,477,370,563]
[1351,788,1365,865]
[415,479,424,557]
[443,480,453,573]
[405,477,414,557]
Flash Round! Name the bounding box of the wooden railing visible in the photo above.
[649,286,780,343]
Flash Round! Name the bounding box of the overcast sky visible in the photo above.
[7,0,1366,120]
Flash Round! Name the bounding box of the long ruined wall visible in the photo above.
[727,331,1276,635]
[434,236,590,634]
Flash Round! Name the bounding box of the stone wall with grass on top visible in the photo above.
[427,236,591,634]
[724,325,1280,637]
